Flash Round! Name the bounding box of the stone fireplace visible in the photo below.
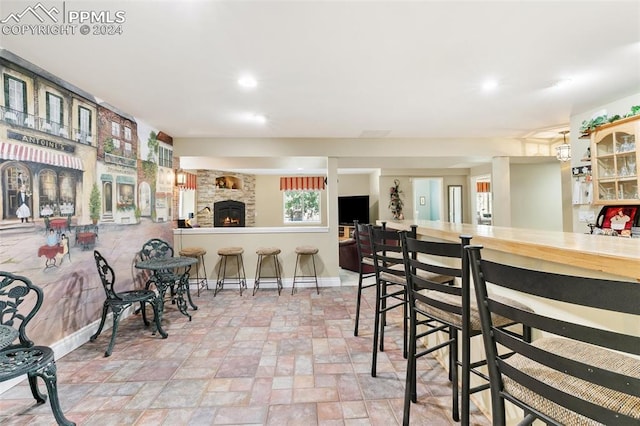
[214,200,246,227]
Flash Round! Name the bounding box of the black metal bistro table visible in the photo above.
[0,325,18,349]
[135,256,198,321]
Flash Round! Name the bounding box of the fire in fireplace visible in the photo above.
[214,200,246,227]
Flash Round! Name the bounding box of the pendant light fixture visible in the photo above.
[556,130,571,162]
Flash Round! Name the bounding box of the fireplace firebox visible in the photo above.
[214,200,245,227]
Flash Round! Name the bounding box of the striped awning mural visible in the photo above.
[280,176,326,191]
[0,142,83,170]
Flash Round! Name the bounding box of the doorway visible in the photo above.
[473,175,492,225]
[448,185,462,223]
[413,178,443,221]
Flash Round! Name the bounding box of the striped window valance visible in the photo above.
[177,171,197,190]
[476,182,490,192]
[280,176,326,191]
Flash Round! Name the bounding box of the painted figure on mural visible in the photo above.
[46,229,58,246]
[57,234,69,264]
[16,184,31,223]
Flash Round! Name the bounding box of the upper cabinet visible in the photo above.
[590,116,640,205]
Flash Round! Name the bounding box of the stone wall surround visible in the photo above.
[196,170,256,227]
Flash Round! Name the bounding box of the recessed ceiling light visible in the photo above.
[251,113,267,124]
[552,78,573,89]
[238,75,257,89]
[482,79,498,91]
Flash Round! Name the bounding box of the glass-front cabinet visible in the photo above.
[591,116,640,205]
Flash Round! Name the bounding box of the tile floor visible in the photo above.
[0,270,490,425]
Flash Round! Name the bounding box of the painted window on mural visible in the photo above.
[124,142,132,152]
[117,184,134,211]
[39,169,58,216]
[4,75,27,117]
[124,126,132,141]
[78,106,92,143]
[113,138,121,149]
[111,121,120,137]
[158,146,173,168]
[59,171,76,213]
[283,190,321,223]
[45,92,63,134]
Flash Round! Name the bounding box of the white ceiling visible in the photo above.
[1,0,639,144]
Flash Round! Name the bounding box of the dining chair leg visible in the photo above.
[450,326,460,422]
[371,279,382,377]
[353,273,365,336]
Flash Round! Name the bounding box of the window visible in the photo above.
[124,126,132,141]
[124,142,132,152]
[112,138,121,149]
[111,121,120,137]
[283,190,321,223]
[4,75,27,113]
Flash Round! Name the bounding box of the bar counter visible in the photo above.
[381,220,640,282]
[380,220,639,424]
[173,226,341,289]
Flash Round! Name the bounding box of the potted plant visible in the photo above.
[389,179,404,219]
[89,183,101,224]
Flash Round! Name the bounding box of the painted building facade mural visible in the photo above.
[0,50,173,348]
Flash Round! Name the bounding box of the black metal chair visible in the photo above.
[352,221,377,337]
[466,245,640,426]
[368,224,419,377]
[140,238,196,310]
[400,233,531,426]
[92,250,167,357]
[0,271,75,426]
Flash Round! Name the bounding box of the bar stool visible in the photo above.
[253,247,283,295]
[178,247,208,296]
[214,247,247,296]
[291,246,319,295]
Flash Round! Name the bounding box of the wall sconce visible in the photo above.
[176,169,187,186]
[555,130,571,162]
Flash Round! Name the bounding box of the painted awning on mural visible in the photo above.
[0,142,83,170]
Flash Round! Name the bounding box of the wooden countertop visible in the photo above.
[380,220,640,282]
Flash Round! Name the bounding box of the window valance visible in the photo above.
[280,176,326,191]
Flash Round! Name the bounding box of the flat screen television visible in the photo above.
[338,195,370,225]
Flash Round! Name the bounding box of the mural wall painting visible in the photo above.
[0,50,174,349]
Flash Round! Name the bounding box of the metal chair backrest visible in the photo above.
[400,233,470,320]
[368,225,416,281]
[466,245,640,425]
[354,220,375,263]
[0,271,43,348]
[140,238,174,261]
[93,250,121,301]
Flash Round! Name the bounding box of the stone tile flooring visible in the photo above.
[0,271,490,425]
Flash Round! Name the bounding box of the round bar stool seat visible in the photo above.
[253,247,283,295]
[179,247,208,296]
[292,246,320,295]
[215,247,247,296]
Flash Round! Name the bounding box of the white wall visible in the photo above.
[510,162,563,231]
